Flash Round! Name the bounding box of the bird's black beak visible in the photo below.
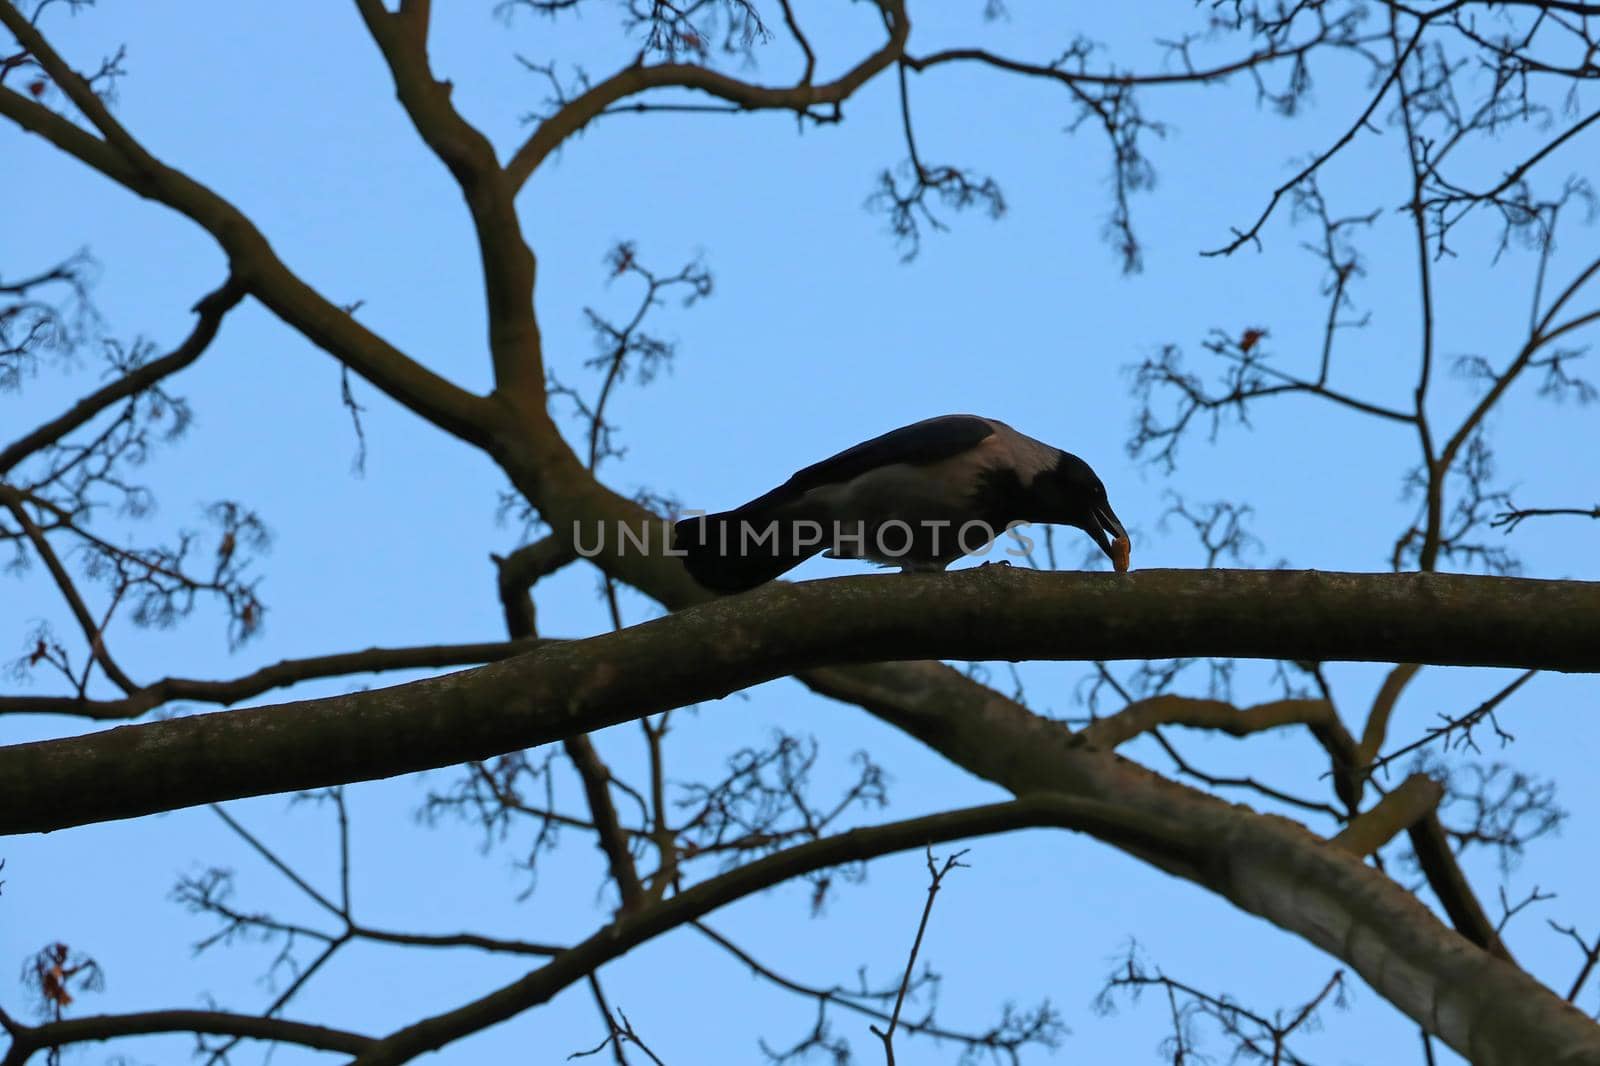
[1087,503,1131,572]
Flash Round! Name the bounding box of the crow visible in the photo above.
[673,414,1130,593]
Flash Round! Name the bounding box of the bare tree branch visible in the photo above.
[0,7,496,446]
[6,568,1600,834]
[347,796,1175,1066]
[504,0,909,187]
[1081,693,1340,750]
[0,483,137,694]
[1330,773,1442,857]
[1408,812,1515,962]
[0,1006,373,1065]
[0,275,242,474]
[352,0,549,399]
[1204,24,1424,256]
[1357,662,1423,768]
[870,848,967,1064]
[0,637,546,721]
[691,920,1060,1057]
[1493,504,1600,532]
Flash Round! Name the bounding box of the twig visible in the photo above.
[869,848,968,1064]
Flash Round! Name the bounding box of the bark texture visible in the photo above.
[5,567,1598,836]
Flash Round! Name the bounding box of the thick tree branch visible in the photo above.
[492,537,577,649]
[352,0,546,398]
[489,529,644,911]
[1331,772,1442,856]
[1358,662,1423,766]
[6,8,1593,1065]
[798,660,1589,1065]
[565,735,646,912]
[1080,694,1339,750]
[1064,668,1515,965]
[4,567,1600,835]
[496,535,578,589]
[1409,812,1514,962]
[1340,662,1515,962]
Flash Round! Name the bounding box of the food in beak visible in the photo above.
[1110,532,1132,574]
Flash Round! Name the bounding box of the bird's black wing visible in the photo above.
[721,414,996,517]
[675,415,996,592]
[781,414,996,495]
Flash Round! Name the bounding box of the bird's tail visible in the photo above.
[673,506,824,593]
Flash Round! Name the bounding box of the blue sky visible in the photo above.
[4,2,1598,1063]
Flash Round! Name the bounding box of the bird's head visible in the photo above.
[1031,453,1131,572]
